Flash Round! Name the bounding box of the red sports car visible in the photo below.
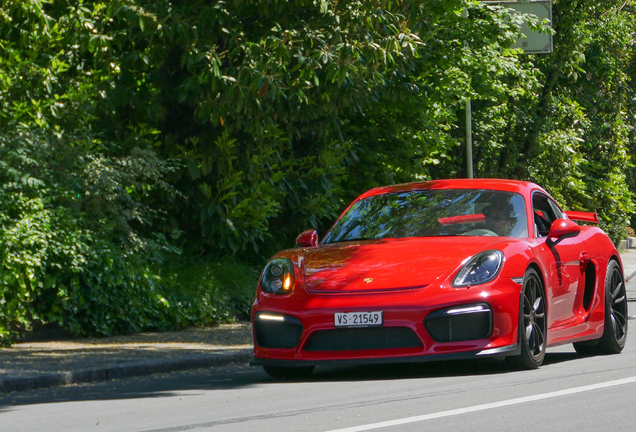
[251,179,627,377]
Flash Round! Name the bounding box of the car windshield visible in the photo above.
[323,189,528,243]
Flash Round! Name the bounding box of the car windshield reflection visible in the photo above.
[323,189,528,243]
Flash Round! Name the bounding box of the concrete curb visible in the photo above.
[626,269,636,283]
[0,349,252,394]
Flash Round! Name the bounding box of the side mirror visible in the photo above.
[295,229,318,247]
[548,219,580,240]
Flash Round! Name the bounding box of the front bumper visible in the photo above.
[251,277,522,365]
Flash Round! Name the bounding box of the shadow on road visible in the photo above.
[0,349,590,410]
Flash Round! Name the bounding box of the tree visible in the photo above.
[0,0,634,341]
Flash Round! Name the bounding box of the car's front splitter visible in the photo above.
[251,343,520,368]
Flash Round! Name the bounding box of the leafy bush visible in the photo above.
[158,255,260,324]
[0,130,177,343]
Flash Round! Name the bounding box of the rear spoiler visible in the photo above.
[565,211,599,224]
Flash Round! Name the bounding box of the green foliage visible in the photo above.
[158,255,260,324]
[6,0,632,252]
[57,0,546,255]
[458,0,636,241]
[1,0,635,342]
[0,129,181,342]
[91,0,443,254]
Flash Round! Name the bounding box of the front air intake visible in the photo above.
[303,327,423,351]
[254,313,303,349]
[424,303,492,343]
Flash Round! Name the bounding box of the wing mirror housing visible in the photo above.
[548,219,580,240]
[296,229,318,247]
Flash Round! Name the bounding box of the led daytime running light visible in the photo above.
[447,305,486,315]
[258,313,285,321]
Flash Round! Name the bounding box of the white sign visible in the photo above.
[484,1,553,54]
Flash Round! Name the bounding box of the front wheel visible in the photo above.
[573,260,627,355]
[509,268,547,370]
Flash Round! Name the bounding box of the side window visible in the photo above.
[548,199,566,220]
[532,193,559,237]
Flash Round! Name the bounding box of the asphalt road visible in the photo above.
[3,286,636,431]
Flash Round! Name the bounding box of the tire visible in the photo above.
[262,365,315,379]
[573,260,627,356]
[509,268,547,370]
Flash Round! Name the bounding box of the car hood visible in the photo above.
[302,237,509,293]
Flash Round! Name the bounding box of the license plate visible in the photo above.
[334,311,383,328]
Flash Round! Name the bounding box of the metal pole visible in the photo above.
[466,97,473,179]
[464,7,473,179]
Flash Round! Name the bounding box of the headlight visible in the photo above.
[452,250,504,287]
[260,258,295,295]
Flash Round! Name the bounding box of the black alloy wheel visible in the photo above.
[509,268,547,369]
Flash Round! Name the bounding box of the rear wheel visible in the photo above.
[509,268,547,370]
[263,365,315,379]
[573,260,627,355]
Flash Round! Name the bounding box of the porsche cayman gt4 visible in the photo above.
[251,179,627,378]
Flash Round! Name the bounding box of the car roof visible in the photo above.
[357,178,545,200]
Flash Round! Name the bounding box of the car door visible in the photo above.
[532,193,585,329]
